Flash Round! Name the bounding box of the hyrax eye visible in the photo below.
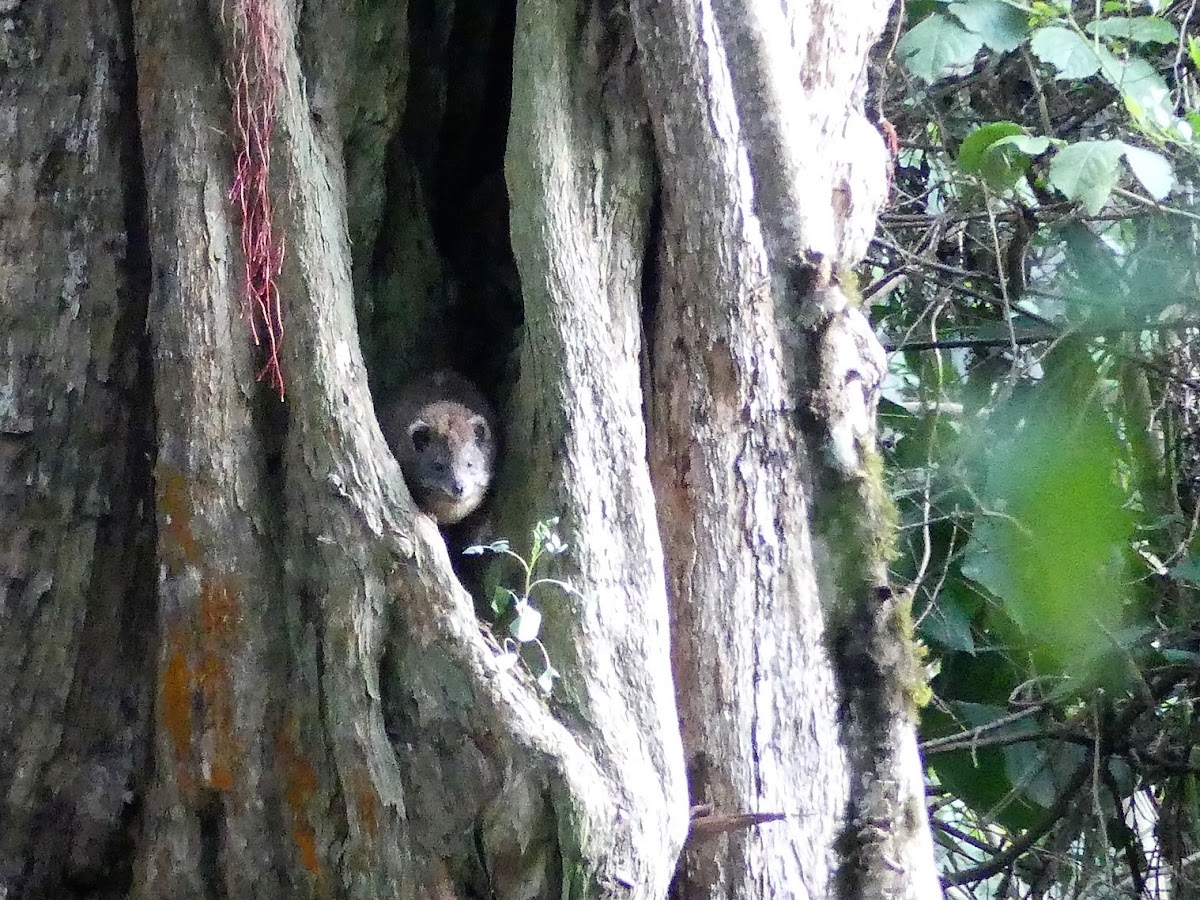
[409,423,433,452]
[472,418,489,444]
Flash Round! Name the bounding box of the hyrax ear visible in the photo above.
[469,415,490,445]
[408,420,433,452]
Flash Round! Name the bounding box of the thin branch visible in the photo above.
[886,321,1200,353]
[942,754,1093,887]
[921,705,1045,754]
[1113,186,1200,224]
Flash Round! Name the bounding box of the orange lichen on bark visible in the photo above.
[277,723,323,880]
[156,467,201,570]
[160,578,247,796]
[162,639,192,757]
[196,577,243,792]
[199,576,239,638]
[196,650,235,791]
[351,769,379,838]
[161,629,196,797]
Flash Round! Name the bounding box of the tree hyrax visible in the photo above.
[379,370,497,524]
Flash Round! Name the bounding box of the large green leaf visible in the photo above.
[899,14,985,82]
[1048,140,1125,214]
[958,121,1023,169]
[1170,556,1200,585]
[1030,26,1102,78]
[1086,15,1177,44]
[1120,142,1174,199]
[919,576,982,654]
[1003,741,1087,809]
[948,0,1029,52]
[961,351,1133,671]
[924,699,1044,831]
[1098,53,1172,121]
[957,123,1053,191]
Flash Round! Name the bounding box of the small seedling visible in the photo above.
[464,517,583,695]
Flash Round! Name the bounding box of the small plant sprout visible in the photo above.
[463,517,582,696]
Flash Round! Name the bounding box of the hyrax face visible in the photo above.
[401,400,495,524]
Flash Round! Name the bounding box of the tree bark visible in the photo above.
[0,0,939,898]
[0,3,156,896]
[632,0,942,896]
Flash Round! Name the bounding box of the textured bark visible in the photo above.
[0,3,155,896]
[126,0,687,896]
[632,0,942,897]
[0,0,938,897]
[504,0,690,892]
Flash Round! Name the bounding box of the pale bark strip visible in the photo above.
[0,2,155,895]
[130,0,296,895]
[635,0,940,897]
[700,0,941,895]
[705,0,893,269]
[632,1,847,896]
[504,0,690,894]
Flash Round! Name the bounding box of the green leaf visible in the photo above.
[491,586,517,617]
[509,603,543,642]
[1004,741,1087,809]
[919,588,978,654]
[1086,16,1177,44]
[961,522,1025,624]
[1160,648,1200,665]
[989,136,1053,190]
[958,123,1048,191]
[947,0,1029,52]
[1048,140,1125,214]
[964,358,1133,670]
[536,665,560,695]
[959,122,1025,172]
[898,14,985,82]
[924,701,1044,831]
[1170,556,1200,585]
[994,134,1052,156]
[1120,143,1174,199]
[1189,35,1200,70]
[1030,26,1102,78]
[1092,49,1172,119]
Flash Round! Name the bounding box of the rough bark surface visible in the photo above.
[0,3,156,896]
[632,0,942,896]
[503,0,690,892]
[0,0,940,897]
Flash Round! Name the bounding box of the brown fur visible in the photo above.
[378,370,497,524]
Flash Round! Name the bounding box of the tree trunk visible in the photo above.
[0,3,156,896]
[0,0,939,898]
[631,0,940,896]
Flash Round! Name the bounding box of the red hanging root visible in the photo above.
[228,0,286,399]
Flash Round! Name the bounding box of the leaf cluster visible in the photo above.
[465,517,583,695]
[877,1,1200,894]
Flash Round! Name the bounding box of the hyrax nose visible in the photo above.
[448,477,465,499]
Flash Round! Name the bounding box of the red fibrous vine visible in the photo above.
[228,0,286,398]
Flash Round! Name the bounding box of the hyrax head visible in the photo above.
[403,400,495,524]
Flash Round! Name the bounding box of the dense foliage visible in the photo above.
[875,1,1200,895]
